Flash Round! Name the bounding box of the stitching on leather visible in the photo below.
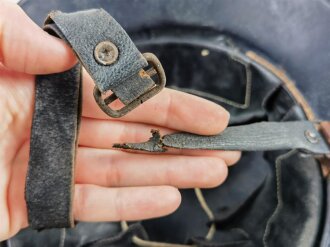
[169,55,252,109]
[263,150,297,247]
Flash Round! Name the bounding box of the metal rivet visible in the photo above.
[305,130,319,144]
[201,49,210,57]
[94,41,118,65]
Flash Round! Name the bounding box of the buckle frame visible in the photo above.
[93,53,166,118]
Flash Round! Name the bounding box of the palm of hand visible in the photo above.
[0,67,34,239]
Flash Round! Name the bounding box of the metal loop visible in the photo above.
[93,52,166,118]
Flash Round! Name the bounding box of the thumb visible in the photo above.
[0,1,77,74]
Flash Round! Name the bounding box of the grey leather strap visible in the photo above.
[26,65,82,230]
[26,9,158,230]
[45,9,153,103]
[114,121,330,155]
[44,9,165,118]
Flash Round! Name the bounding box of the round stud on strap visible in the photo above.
[94,41,119,65]
[305,130,319,144]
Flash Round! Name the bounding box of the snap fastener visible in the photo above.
[305,130,319,144]
[94,41,119,65]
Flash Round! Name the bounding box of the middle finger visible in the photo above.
[75,147,228,189]
[79,117,241,165]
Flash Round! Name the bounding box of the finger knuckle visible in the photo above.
[227,151,242,166]
[114,189,124,221]
[199,158,228,188]
[105,157,121,187]
[74,185,88,220]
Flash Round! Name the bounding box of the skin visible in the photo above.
[0,1,241,241]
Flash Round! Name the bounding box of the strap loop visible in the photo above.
[45,9,166,117]
[26,8,164,230]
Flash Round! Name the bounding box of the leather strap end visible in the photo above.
[26,65,82,230]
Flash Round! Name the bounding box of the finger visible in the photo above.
[0,1,76,74]
[169,149,241,166]
[76,148,228,188]
[107,148,241,167]
[7,140,30,239]
[73,184,181,222]
[79,117,241,165]
[78,117,169,149]
[82,70,229,135]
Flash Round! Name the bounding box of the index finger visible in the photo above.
[82,71,230,135]
[0,1,76,74]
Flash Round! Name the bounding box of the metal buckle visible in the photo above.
[93,52,166,118]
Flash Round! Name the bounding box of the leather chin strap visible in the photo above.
[26,9,164,230]
[113,121,330,155]
[25,8,330,231]
[26,65,82,230]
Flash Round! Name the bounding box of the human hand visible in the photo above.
[0,1,240,241]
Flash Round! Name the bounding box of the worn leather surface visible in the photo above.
[45,9,153,104]
[25,8,157,230]
[263,150,323,247]
[162,122,328,154]
[114,121,330,155]
[111,73,155,105]
[26,65,82,229]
